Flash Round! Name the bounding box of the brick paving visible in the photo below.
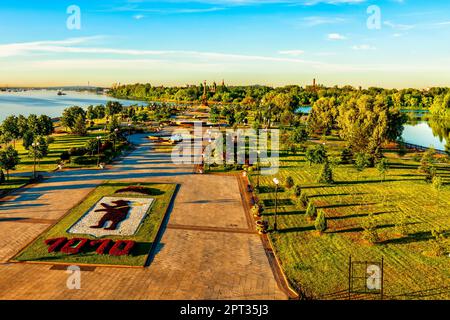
[0,133,287,300]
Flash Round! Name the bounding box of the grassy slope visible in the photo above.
[252,141,450,300]
[14,182,176,266]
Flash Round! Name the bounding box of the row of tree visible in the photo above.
[109,83,450,110]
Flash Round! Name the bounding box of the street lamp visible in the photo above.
[96,136,102,167]
[256,150,261,190]
[128,123,132,143]
[273,178,280,231]
[31,142,40,179]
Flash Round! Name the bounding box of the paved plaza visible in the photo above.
[0,133,287,300]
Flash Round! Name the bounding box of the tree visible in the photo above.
[37,115,54,136]
[305,144,327,166]
[317,159,334,184]
[22,131,35,150]
[209,105,220,123]
[305,201,317,221]
[432,175,443,191]
[354,152,371,179]
[0,146,20,180]
[337,94,407,160]
[61,106,86,132]
[0,170,5,184]
[362,213,379,244]
[376,158,389,181]
[314,210,327,233]
[94,105,106,119]
[73,114,87,136]
[293,184,302,197]
[289,127,308,145]
[419,148,437,183]
[308,97,338,135]
[105,101,123,118]
[86,105,97,120]
[298,192,309,208]
[108,116,120,133]
[85,138,99,156]
[2,115,19,146]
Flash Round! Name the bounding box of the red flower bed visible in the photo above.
[60,238,89,255]
[109,240,136,256]
[44,238,136,256]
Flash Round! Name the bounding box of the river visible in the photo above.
[0,90,144,121]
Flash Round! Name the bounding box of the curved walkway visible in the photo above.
[0,133,286,300]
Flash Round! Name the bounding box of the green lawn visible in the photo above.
[14,132,108,173]
[13,182,177,267]
[251,142,450,300]
[0,176,30,196]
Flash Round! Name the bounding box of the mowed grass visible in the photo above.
[252,143,450,300]
[14,182,177,267]
[0,176,30,195]
[14,132,108,173]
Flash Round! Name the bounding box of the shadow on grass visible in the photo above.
[332,223,395,234]
[262,198,294,207]
[378,231,436,245]
[278,225,315,233]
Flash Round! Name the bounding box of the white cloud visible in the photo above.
[133,14,145,19]
[384,21,415,31]
[352,44,376,50]
[327,33,347,40]
[278,50,305,56]
[301,16,347,27]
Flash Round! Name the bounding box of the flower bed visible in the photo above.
[13,182,177,267]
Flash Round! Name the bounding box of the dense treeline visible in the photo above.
[109,83,450,114]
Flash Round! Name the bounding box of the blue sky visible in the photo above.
[1,0,450,88]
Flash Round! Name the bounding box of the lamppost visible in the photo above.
[96,136,102,167]
[273,178,280,231]
[113,128,119,152]
[31,142,40,180]
[128,123,132,143]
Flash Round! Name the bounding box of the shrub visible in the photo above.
[432,175,443,191]
[69,147,87,157]
[285,176,294,189]
[60,151,71,162]
[314,210,327,233]
[71,156,98,165]
[293,184,302,197]
[299,192,309,208]
[305,201,317,221]
[429,229,447,257]
[362,213,380,244]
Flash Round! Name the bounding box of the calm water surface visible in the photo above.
[0,90,144,120]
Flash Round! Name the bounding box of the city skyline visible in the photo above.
[1,0,450,88]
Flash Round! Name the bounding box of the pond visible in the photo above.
[402,120,449,152]
[0,90,144,121]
